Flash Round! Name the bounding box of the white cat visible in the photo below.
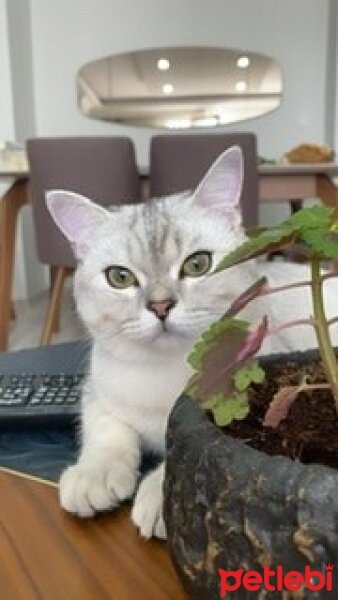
[47,146,338,540]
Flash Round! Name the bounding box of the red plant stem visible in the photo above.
[303,383,331,391]
[267,317,338,339]
[268,318,314,337]
[267,315,338,340]
[261,272,338,298]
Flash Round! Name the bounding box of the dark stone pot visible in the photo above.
[164,351,338,600]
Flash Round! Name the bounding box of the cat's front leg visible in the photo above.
[132,462,166,539]
[59,403,140,517]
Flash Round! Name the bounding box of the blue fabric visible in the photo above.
[0,426,160,483]
[0,426,78,482]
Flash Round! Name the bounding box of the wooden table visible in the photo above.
[1,162,338,352]
[0,468,187,599]
[0,172,29,351]
[259,162,338,207]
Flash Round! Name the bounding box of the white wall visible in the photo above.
[0,0,15,141]
[333,0,338,152]
[0,0,35,300]
[6,0,36,144]
[30,0,330,166]
[325,0,336,149]
[6,0,47,299]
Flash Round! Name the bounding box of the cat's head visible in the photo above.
[46,146,252,354]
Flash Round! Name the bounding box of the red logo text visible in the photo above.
[219,564,333,597]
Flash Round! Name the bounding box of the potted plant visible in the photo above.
[163,204,338,599]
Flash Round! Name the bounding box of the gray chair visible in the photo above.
[27,136,141,344]
[149,133,259,229]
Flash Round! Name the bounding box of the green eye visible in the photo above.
[105,266,138,289]
[181,252,212,278]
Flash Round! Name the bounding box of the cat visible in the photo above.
[46,146,338,540]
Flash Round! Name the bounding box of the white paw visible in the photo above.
[59,460,138,517]
[131,464,167,539]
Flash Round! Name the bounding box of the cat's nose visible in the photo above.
[147,299,176,320]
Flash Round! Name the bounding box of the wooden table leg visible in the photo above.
[40,266,68,345]
[316,174,338,207]
[0,178,28,351]
[49,266,61,334]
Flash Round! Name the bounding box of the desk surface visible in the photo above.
[258,161,338,175]
[0,153,29,178]
[1,161,338,179]
[0,469,187,600]
[0,170,29,179]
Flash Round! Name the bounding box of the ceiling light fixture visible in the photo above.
[235,81,247,92]
[162,83,174,94]
[157,58,170,71]
[193,117,218,128]
[218,110,236,125]
[165,119,191,129]
[237,56,250,69]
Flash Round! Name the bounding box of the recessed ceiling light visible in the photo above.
[237,56,250,69]
[193,117,218,128]
[162,83,174,94]
[165,119,191,129]
[157,58,170,71]
[218,109,235,124]
[235,81,247,92]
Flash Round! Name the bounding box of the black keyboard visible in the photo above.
[0,372,84,426]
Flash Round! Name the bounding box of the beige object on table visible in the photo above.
[282,143,334,164]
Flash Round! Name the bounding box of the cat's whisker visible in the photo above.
[93,325,128,345]
[175,311,220,325]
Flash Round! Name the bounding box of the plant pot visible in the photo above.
[164,351,338,600]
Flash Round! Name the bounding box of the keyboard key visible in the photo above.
[66,396,78,404]
[0,371,84,421]
[29,397,42,405]
[42,396,53,404]
[0,397,25,405]
[54,396,65,404]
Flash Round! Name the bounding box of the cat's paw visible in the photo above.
[131,464,166,539]
[59,460,138,517]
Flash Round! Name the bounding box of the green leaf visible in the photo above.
[214,205,335,273]
[214,228,297,272]
[233,359,266,391]
[288,204,333,230]
[187,318,249,371]
[330,219,338,232]
[202,392,250,427]
[300,228,338,259]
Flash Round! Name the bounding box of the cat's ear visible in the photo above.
[193,145,243,226]
[46,190,109,258]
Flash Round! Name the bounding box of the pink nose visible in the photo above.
[147,299,176,320]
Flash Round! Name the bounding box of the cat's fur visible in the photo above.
[47,147,338,539]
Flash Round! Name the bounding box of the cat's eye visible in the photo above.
[105,266,138,289]
[180,252,212,278]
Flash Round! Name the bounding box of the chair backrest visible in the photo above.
[149,133,258,229]
[27,136,141,268]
